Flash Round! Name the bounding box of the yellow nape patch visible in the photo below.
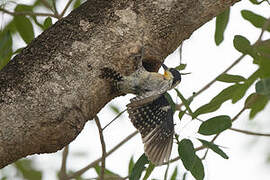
[164,71,172,80]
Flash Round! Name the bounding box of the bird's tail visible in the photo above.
[99,67,123,93]
[99,67,123,82]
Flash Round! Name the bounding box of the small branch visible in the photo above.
[177,54,245,110]
[59,145,69,180]
[232,106,246,122]
[40,0,61,19]
[102,109,127,131]
[256,16,270,43]
[51,0,59,16]
[230,127,270,137]
[0,7,58,18]
[194,54,245,98]
[67,131,138,179]
[60,0,73,18]
[94,116,106,180]
[40,0,54,12]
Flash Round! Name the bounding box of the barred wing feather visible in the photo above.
[127,94,174,165]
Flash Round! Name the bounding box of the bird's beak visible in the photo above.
[161,64,168,70]
[162,64,171,80]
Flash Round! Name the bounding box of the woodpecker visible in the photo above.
[100,59,181,165]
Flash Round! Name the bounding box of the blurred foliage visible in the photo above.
[0,159,42,180]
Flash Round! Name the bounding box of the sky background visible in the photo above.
[1,0,270,179]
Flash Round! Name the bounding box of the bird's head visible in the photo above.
[162,64,181,88]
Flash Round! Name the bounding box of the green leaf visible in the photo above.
[244,93,269,119]
[190,156,205,180]
[43,17,53,30]
[175,89,193,117]
[194,72,259,117]
[254,40,270,78]
[164,93,176,112]
[128,156,135,176]
[14,159,42,180]
[178,139,196,170]
[198,139,229,159]
[256,78,270,98]
[13,4,35,44]
[241,10,270,32]
[178,110,185,120]
[178,140,205,180]
[193,100,222,118]
[250,95,268,119]
[194,84,240,117]
[0,31,13,70]
[249,0,266,4]
[182,172,188,180]
[231,84,248,104]
[73,0,81,9]
[142,163,155,180]
[14,16,34,44]
[245,93,260,109]
[215,8,230,45]
[13,47,24,56]
[109,104,120,114]
[94,165,120,177]
[130,154,149,180]
[170,166,178,180]
[175,64,187,71]
[15,4,33,12]
[175,134,180,144]
[217,73,246,83]
[198,115,232,135]
[233,35,252,54]
[2,20,17,34]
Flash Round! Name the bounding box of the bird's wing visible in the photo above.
[127,94,174,165]
[127,81,170,108]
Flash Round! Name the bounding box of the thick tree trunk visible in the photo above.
[0,0,240,168]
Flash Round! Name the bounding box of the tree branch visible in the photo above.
[59,146,69,180]
[102,109,127,131]
[176,54,245,110]
[68,131,138,179]
[0,0,241,168]
[94,116,106,180]
[60,0,74,18]
[230,128,270,136]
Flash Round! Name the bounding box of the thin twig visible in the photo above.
[102,109,127,131]
[94,116,106,180]
[67,131,138,179]
[40,0,54,12]
[0,7,58,18]
[51,0,59,16]
[256,16,270,43]
[60,0,73,18]
[232,106,246,122]
[176,54,246,110]
[40,0,60,18]
[194,54,245,98]
[230,128,270,137]
[59,145,69,180]
[201,133,220,159]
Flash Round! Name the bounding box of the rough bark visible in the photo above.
[0,0,240,168]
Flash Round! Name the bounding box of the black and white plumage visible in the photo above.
[100,63,181,165]
[127,94,174,165]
